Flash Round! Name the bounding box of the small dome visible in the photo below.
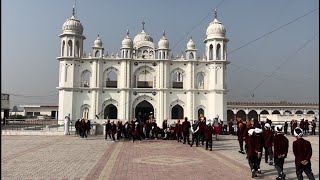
[93,35,103,47]
[206,18,226,38]
[187,38,195,50]
[158,31,169,49]
[122,30,133,48]
[62,16,84,35]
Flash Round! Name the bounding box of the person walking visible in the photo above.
[246,129,259,178]
[311,120,316,135]
[175,119,182,142]
[182,117,191,144]
[284,121,288,135]
[205,120,214,151]
[105,120,112,140]
[64,115,71,135]
[263,123,274,165]
[273,125,289,180]
[293,127,315,180]
[237,122,246,154]
[198,117,206,145]
[190,120,200,147]
[254,128,264,174]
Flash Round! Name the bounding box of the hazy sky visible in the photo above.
[2,0,319,108]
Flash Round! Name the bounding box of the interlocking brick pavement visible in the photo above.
[1,134,319,180]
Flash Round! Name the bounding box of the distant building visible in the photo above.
[19,105,58,119]
[1,93,10,120]
[57,7,229,126]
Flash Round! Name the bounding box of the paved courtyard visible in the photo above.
[1,134,319,180]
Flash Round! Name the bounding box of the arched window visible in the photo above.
[209,44,213,60]
[248,110,258,120]
[95,50,100,57]
[198,108,204,118]
[104,104,118,119]
[284,110,292,115]
[236,110,246,121]
[272,110,281,114]
[163,52,166,59]
[307,110,315,114]
[106,71,117,88]
[172,105,184,119]
[126,50,129,58]
[295,110,303,114]
[62,41,65,56]
[216,44,221,60]
[65,65,72,82]
[143,50,148,59]
[223,44,226,60]
[172,72,183,89]
[189,52,194,59]
[68,40,73,56]
[75,41,80,57]
[197,73,204,89]
[137,70,153,88]
[260,110,269,114]
[81,70,91,87]
[82,107,89,119]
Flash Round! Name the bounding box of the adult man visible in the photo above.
[132,121,142,143]
[145,120,151,139]
[205,120,214,151]
[190,120,200,147]
[273,125,289,180]
[246,129,259,178]
[198,117,206,145]
[228,119,234,135]
[293,127,315,180]
[175,119,182,142]
[213,115,221,140]
[263,123,274,165]
[254,128,264,174]
[311,120,316,135]
[111,121,117,142]
[237,121,246,154]
[284,121,288,135]
[105,120,112,140]
[182,117,191,144]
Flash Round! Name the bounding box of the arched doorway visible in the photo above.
[104,104,118,119]
[227,110,234,121]
[248,110,258,121]
[172,105,184,119]
[198,108,204,118]
[135,100,154,123]
[236,110,246,121]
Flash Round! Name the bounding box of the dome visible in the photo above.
[206,18,226,38]
[158,31,169,49]
[122,30,133,48]
[187,37,195,50]
[93,35,103,47]
[133,30,154,45]
[62,15,84,35]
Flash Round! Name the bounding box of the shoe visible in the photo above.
[238,150,242,153]
[183,142,186,144]
[131,140,134,142]
[269,161,273,165]
[280,172,286,180]
[251,170,256,178]
[241,151,246,154]
[257,169,261,174]
[276,177,281,180]
[210,149,212,151]
[190,144,193,147]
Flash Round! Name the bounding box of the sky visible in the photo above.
[2,0,319,108]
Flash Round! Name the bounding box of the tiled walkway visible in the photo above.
[1,134,319,180]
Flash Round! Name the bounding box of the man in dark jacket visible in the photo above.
[182,117,191,144]
[284,121,288,135]
[105,120,112,140]
[111,121,117,142]
[190,120,200,147]
[293,127,315,180]
[273,125,289,180]
[132,121,142,143]
[205,121,214,151]
[246,129,259,178]
[237,122,246,154]
[175,119,182,142]
[311,120,316,135]
[263,123,274,165]
[198,117,206,145]
[254,128,264,174]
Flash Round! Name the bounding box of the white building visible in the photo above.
[57,8,229,126]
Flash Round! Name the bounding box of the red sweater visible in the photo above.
[273,134,289,158]
[263,130,274,148]
[293,138,312,165]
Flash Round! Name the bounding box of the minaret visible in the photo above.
[157,31,170,59]
[92,34,104,58]
[185,36,197,60]
[121,29,133,59]
[204,9,229,121]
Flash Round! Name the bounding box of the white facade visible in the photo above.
[57,8,229,127]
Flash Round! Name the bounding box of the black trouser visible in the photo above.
[248,156,258,171]
[239,140,243,152]
[311,128,316,135]
[206,138,212,150]
[117,131,122,140]
[284,127,288,135]
[199,133,205,145]
[191,133,199,146]
[80,129,87,138]
[177,132,182,142]
[239,140,244,152]
[264,146,273,162]
[274,157,285,176]
[105,131,112,140]
[183,132,190,144]
[291,127,294,135]
[145,129,150,138]
[111,133,116,141]
[132,134,141,142]
[296,162,315,180]
[257,152,262,169]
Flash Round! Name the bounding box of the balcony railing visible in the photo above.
[172,82,183,89]
[137,81,153,88]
